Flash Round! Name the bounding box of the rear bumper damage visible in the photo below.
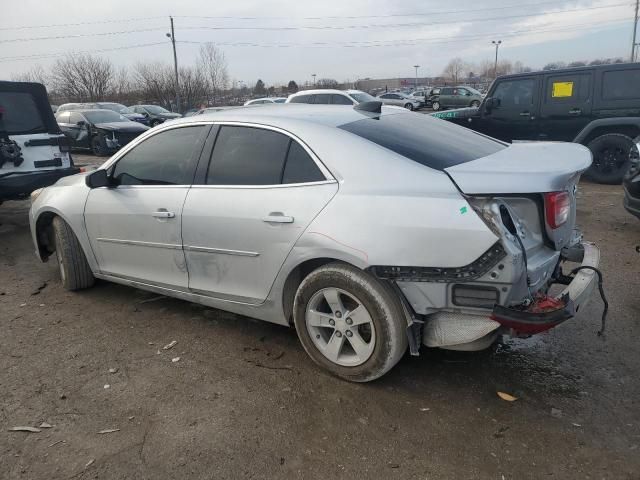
[421,242,600,350]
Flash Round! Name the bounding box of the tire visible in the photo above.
[431,101,441,111]
[150,119,161,128]
[293,262,407,382]
[91,136,107,157]
[471,100,481,107]
[586,133,634,184]
[404,103,414,111]
[53,217,95,291]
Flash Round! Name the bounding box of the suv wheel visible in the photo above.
[471,100,481,107]
[91,136,107,156]
[431,101,441,111]
[53,217,95,291]
[293,262,407,382]
[404,103,414,111]
[586,133,634,184]
[150,119,161,127]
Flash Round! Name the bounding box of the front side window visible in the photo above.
[144,105,170,114]
[112,126,205,186]
[493,79,535,108]
[0,92,46,135]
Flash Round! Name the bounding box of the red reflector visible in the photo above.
[544,191,570,229]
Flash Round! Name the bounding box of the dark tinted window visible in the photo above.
[314,94,331,104]
[331,94,353,105]
[289,95,314,104]
[112,126,204,185]
[602,69,640,100]
[282,141,325,183]
[0,92,46,135]
[339,112,505,171]
[493,79,535,108]
[441,88,454,95]
[207,126,290,185]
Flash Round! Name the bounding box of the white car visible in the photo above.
[377,92,422,110]
[29,104,600,382]
[286,89,375,105]
[244,97,287,106]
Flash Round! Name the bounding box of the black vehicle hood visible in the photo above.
[94,121,149,132]
[430,107,479,120]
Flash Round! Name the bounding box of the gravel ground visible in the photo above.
[1,162,639,479]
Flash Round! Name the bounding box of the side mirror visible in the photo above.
[484,97,500,113]
[85,169,111,189]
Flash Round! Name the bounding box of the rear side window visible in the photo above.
[112,126,205,185]
[544,74,591,103]
[339,112,505,171]
[441,88,454,95]
[314,94,331,104]
[282,141,325,183]
[289,95,314,104]
[207,126,290,185]
[0,92,45,135]
[331,94,353,105]
[602,69,640,100]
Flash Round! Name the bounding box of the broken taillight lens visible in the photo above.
[544,191,570,229]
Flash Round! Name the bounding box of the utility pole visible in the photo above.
[312,73,316,86]
[166,17,181,113]
[632,0,639,62]
[492,40,502,78]
[413,65,420,89]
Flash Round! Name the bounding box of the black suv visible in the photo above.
[431,63,640,184]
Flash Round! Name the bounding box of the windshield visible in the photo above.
[274,98,286,103]
[339,111,505,171]
[350,92,375,103]
[100,103,133,114]
[144,105,170,114]
[84,110,128,123]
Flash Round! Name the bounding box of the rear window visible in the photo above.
[339,112,505,171]
[0,92,46,135]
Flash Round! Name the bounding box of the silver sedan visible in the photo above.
[30,104,600,381]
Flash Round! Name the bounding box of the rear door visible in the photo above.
[439,87,454,107]
[182,124,338,304]
[539,72,593,141]
[479,76,541,141]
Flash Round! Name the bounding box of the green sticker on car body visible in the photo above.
[432,111,459,119]
[460,206,468,214]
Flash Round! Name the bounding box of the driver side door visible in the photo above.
[84,125,209,289]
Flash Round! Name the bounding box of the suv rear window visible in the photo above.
[0,92,45,135]
[339,112,505,170]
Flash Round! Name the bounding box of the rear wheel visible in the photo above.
[53,217,95,291]
[586,133,634,184]
[293,263,407,382]
[404,103,414,111]
[91,136,107,156]
[150,119,161,128]
[431,101,441,111]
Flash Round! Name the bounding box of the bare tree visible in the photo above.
[198,43,229,106]
[133,61,176,109]
[315,78,339,89]
[179,66,208,110]
[11,65,48,84]
[442,58,467,83]
[49,53,114,102]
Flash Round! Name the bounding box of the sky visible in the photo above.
[0,0,636,87]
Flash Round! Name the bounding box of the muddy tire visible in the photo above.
[586,133,634,184]
[293,262,407,382]
[53,217,95,291]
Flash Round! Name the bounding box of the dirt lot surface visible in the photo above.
[1,158,639,479]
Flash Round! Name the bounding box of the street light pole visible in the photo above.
[312,74,316,86]
[492,40,502,79]
[167,17,181,113]
[413,65,420,89]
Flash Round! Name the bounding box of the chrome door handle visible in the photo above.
[152,210,175,218]
[262,213,294,223]
[568,108,582,115]
[519,112,531,117]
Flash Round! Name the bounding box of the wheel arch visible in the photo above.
[574,118,640,145]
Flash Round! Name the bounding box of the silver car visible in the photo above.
[29,104,600,382]
[377,92,422,110]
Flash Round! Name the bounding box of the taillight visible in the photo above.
[544,191,570,229]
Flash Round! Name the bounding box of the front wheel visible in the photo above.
[586,133,634,184]
[404,103,414,111]
[471,100,481,107]
[150,119,161,128]
[293,263,407,382]
[53,217,95,291]
[431,101,441,111]
[91,136,107,156]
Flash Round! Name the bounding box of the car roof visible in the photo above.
[288,89,364,97]
[167,103,406,129]
[62,108,120,115]
[497,61,640,80]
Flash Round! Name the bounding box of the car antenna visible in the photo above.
[354,101,382,114]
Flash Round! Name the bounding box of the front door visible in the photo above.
[479,76,540,141]
[84,124,209,289]
[182,125,338,304]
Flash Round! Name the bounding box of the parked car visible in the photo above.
[30,103,600,381]
[129,105,182,127]
[0,81,78,202]
[57,102,149,125]
[431,63,640,184]
[377,92,422,110]
[286,89,375,105]
[244,97,287,106]
[55,109,149,156]
[624,136,640,219]
[430,86,483,111]
[425,87,442,107]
